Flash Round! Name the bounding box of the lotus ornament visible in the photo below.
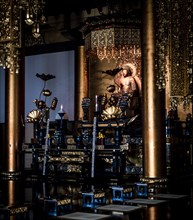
[26,109,42,122]
[101,106,122,120]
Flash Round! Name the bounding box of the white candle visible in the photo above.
[60,104,63,112]
[95,95,98,112]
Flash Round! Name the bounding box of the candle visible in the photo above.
[95,95,98,112]
[60,104,63,112]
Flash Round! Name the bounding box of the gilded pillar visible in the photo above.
[74,45,89,121]
[142,0,166,179]
[0,0,24,176]
[3,68,21,174]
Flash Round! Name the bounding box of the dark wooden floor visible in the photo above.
[0,174,193,220]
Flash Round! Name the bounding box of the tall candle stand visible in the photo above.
[81,97,91,122]
[91,95,99,178]
[57,110,65,150]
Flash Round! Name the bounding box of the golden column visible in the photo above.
[142,0,166,179]
[0,0,24,177]
[4,68,22,175]
[1,0,44,177]
[74,45,89,121]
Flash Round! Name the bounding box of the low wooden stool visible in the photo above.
[44,197,72,217]
[0,203,30,220]
[111,185,133,204]
[82,191,106,209]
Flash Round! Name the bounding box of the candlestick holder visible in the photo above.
[57,109,66,150]
[58,112,65,128]
[82,97,91,122]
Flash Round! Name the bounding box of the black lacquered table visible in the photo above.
[124,198,167,206]
[53,211,112,219]
[152,193,190,220]
[152,193,188,200]
[97,204,143,219]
